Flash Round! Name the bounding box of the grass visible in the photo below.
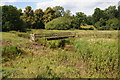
[1,30,119,78]
[74,39,118,78]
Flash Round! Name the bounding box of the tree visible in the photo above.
[64,10,71,17]
[21,6,34,28]
[105,6,118,19]
[43,7,55,24]
[86,16,93,25]
[70,12,87,29]
[71,15,80,29]
[105,18,119,30]
[33,9,45,29]
[94,18,106,30]
[18,9,23,16]
[118,5,120,19]
[92,8,106,24]
[53,6,65,18]
[2,5,26,31]
[0,6,2,30]
[76,12,87,26]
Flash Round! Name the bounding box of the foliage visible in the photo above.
[64,10,71,17]
[92,8,107,24]
[92,6,119,30]
[95,18,119,30]
[86,16,93,25]
[32,9,45,29]
[2,5,119,31]
[36,38,73,49]
[45,17,72,30]
[105,6,118,19]
[53,6,65,18]
[71,12,87,29]
[2,5,26,32]
[105,18,119,30]
[0,6,2,28]
[2,45,22,62]
[20,6,34,29]
[43,7,55,24]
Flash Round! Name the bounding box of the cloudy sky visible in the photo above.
[0,0,119,15]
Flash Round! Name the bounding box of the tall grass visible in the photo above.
[1,30,119,78]
[74,39,118,78]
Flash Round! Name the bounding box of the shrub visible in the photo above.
[2,45,22,62]
[36,38,74,49]
[45,17,72,30]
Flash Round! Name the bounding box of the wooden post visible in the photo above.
[30,34,35,41]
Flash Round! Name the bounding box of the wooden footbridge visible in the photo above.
[30,32,76,41]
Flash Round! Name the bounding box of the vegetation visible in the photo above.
[1,4,120,31]
[2,5,26,32]
[53,6,65,18]
[1,3,119,79]
[92,6,120,30]
[45,17,72,30]
[74,39,118,77]
[1,30,119,78]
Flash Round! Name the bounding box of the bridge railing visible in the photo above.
[30,32,75,41]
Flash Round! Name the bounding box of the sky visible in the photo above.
[0,0,119,16]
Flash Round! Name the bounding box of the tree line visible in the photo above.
[1,5,120,31]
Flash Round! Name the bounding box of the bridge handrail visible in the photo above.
[30,32,75,41]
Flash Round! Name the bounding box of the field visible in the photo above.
[1,30,119,78]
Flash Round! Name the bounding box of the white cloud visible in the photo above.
[0,0,17,6]
[36,0,119,15]
[0,2,5,6]
[0,0,47,2]
[1,0,17,3]
[1,0,119,15]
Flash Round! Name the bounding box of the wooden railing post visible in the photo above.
[30,34,35,41]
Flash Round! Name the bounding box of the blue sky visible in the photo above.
[0,0,119,15]
[5,2,36,10]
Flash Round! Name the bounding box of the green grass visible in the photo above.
[74,39,118,78]
[1,30,119,78]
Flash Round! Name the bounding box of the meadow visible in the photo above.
[1,30,119,78]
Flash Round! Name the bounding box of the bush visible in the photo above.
[45,17,72,30]
[36,38,74,49]
[2,45,22,62]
